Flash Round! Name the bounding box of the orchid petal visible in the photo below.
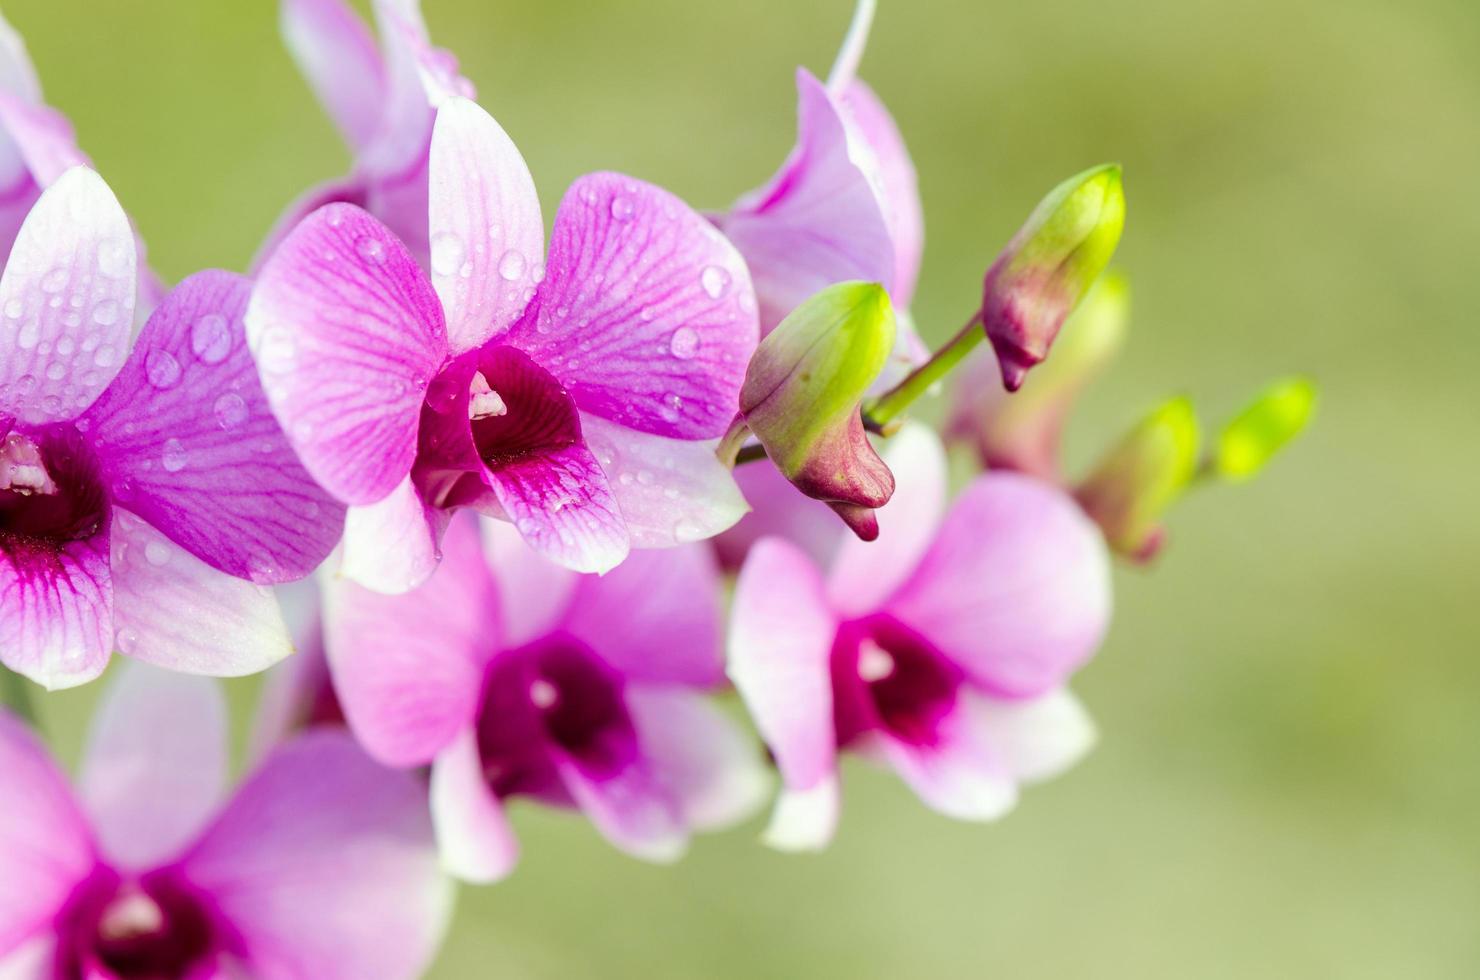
[181,731,452,980]
[108,509,291,677]
[0,92,87,187]
[825,422,946,616]
[479,517,580,648]
[510,172,757,439]
[85,270,345,582]
[428,96,543,354]
[886,473,1112,699]
[871,709,1019,822]
[247,203,448,506]
[429,727,520,883]
[626,686,770,831]
[711,454,842,571]
[0,710,92,955]
[282,0,387,152]
[0,12,41,105]
[562,543,725,687]
[0,166,134,424]
[763,774,840,852]
[839,79,923,306]
[78,662,227,869]
[580,413,747,549]
[324,512,494,767]
[555,751,686,863]
[486,442,630,574]
[728,538,839,793]
[971,687,1097,783]
[719,69,893,335]
[340,474,444,595]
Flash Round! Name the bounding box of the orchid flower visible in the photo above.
[727,424,1111,849]
[266,0,473,266]
[323,513,770,882]
[0,167,342,689]
[0,11,164,314]
[249,94,757,590]
[713,0,926,388]
[0,664,450,978]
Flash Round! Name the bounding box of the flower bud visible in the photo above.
[950,271,1129,478]
[1075,395,1199,561]
[981,164,1125,391]
[1214,376,1317,482]
[739,281,897,540]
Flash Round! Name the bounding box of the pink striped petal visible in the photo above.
[85,270,345,583]
[840,79,923,307]
[108,509,291,678]
[562,543,726,688]
[0,710,93,955]
[324,512,494,767]
[340,474,444,595]
[282,0,387,152]
[886,474,1112,699]
[711,454,843,572]
[78,663,227,870]
[428,97,543,354]
[0,167,134,424]
[480,517,580,648]
[508,172,757,439]
[180,731,452,980]
[429,728,520,883]
[727,538,839,793]
[247,203,448,506]
[486,442,630,574]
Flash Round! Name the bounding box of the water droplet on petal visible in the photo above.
[498,250,527,281]
[92,300,120,327]
[674,518,705,542]
[190,314,232,363]
[4,298,22,319]
[44,362,65,381]
[214,392,248,429]
[668,327,699,359]
[93,345,117,368]
[609,196,635,221]
[97,238,131,278]
[430,232,466,276]
[700,265,731,299]
[161,438,187,472]
[16,321,39,350]
[41,268,68,293]
[115,627,138,653]
[145,349,182,390]
[144,540,171,567]
[356,236,387,263]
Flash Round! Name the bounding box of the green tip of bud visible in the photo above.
[1214,376,1318,482]
[982,163,1127,391]
[1076,394,1201,560]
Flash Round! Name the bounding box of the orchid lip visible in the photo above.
[0,425,108,557]
[830,615,962,749]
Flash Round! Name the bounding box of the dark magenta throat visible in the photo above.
[466,345,581,472]
[830,616,962,749]
[0,426,107,556]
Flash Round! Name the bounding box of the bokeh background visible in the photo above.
[12,0,1478,976]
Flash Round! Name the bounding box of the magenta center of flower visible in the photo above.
[0,427,107,556]
[466,345,581,472]
[57,869,232,979]
[476,635,638,802]
[831,616,962,748]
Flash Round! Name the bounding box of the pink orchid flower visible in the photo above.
[249,95,757,589]
[727,425,1112,849]
[0,12,164,313]
[264,0,473,267]
[323,513,769,882]
[0,664,450,978]
[0,167,342,689]
[713,0,926,386]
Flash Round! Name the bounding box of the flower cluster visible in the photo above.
[0,1,1313,976]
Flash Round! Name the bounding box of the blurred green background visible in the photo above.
[12,0,1478,976]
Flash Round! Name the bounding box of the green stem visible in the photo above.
[863,310,984,430]
[0,665,37,727]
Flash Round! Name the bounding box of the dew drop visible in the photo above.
[3,298,22,318]
[145,349,182,390]
[115,627,138,654]
[214,392,248,429]
[190,314,232,363]
[497,250,527,281]
[93,345,117,368]
[609,196,635,221]
[161,438,187,472]
[97,238,131,278]
[355,236,387,263]
[16,321,40,350]
[700,265,731,300]
[668,327,699,359]
[430,232,466,276]
[44,362,65,381]
[41,268,68,293]
[144,540,171,567]
[674,518,705,542]
[92,300,120,327]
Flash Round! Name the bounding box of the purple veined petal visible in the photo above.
[429,727,520,883]
[479,516,580,648]
[0,426,112,690]
[868,700,1019,821]
[509,172,758,439]
[84,270,346,583]
[763,774,840,852]
[727,537,840,795]
[839,79,923,307]
[554,748,687,863]
[487,441,631,574]
[428,96,543,354]
[625,685,770,831]
[282,0,387,153]
[718,69,894,336]
[825,422,946,617]
[365,148,434,266]
[179,731,453,980]
[561,543,726,688]
[0,710,94,956]
[711,451,844,571]
[247,203,448,506]
[0,166,134,425]
[77,662,227,870]
[580,413,747,549]
[340,474,444,594]
[969,687,1097,784]
[108,508,291,677]
[886,473,1113,699]
[324,511,495,767]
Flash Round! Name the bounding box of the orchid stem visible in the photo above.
[0,665,37,727]
[863,309,985,431]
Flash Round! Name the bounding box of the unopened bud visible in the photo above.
[1214,376,1317,482]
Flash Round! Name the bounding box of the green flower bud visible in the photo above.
[1214,376,1317,482]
